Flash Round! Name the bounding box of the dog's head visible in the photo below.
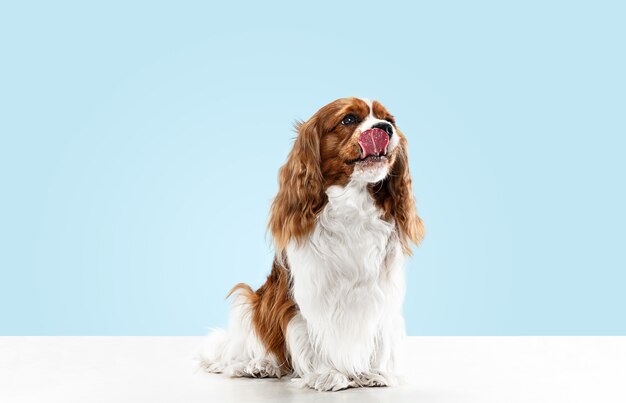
[269,97,424,254]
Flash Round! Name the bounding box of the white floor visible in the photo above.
[1,337,624,403]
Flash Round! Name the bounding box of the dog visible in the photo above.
[200,97,424,391]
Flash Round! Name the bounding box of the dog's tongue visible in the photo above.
[358,128,389,159]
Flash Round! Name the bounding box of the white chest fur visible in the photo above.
[286,181,405,375]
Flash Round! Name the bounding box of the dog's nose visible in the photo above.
[372,122,393,137]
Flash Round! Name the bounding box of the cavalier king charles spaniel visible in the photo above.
[200,97,424,391]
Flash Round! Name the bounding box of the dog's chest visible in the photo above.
[313,184,394,275]
[287,183,398,303]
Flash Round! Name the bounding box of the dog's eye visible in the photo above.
[341,114,358,126]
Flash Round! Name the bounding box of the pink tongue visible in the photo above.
[358,128,389,158]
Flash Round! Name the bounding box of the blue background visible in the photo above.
[1,1,624,335]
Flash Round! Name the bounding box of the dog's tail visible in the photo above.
[197,283,265,375]
[226,282,256,301]
[197,283,254,372]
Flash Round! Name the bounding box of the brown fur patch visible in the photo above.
[229,257,297,373]
[372,100,396,124]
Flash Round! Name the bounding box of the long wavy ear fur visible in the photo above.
[371,134,425,255]
[268,118,325,252]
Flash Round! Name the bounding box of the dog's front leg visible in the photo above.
[285,313,357,391]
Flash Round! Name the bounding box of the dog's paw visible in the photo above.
[302,371,356,392]
[354,370,396,387]
[228,359,281,378]
[198,357,225,374]
[244,358,282,378]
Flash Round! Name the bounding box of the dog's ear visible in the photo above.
[268,118,325,252]
[371,132,425,254]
